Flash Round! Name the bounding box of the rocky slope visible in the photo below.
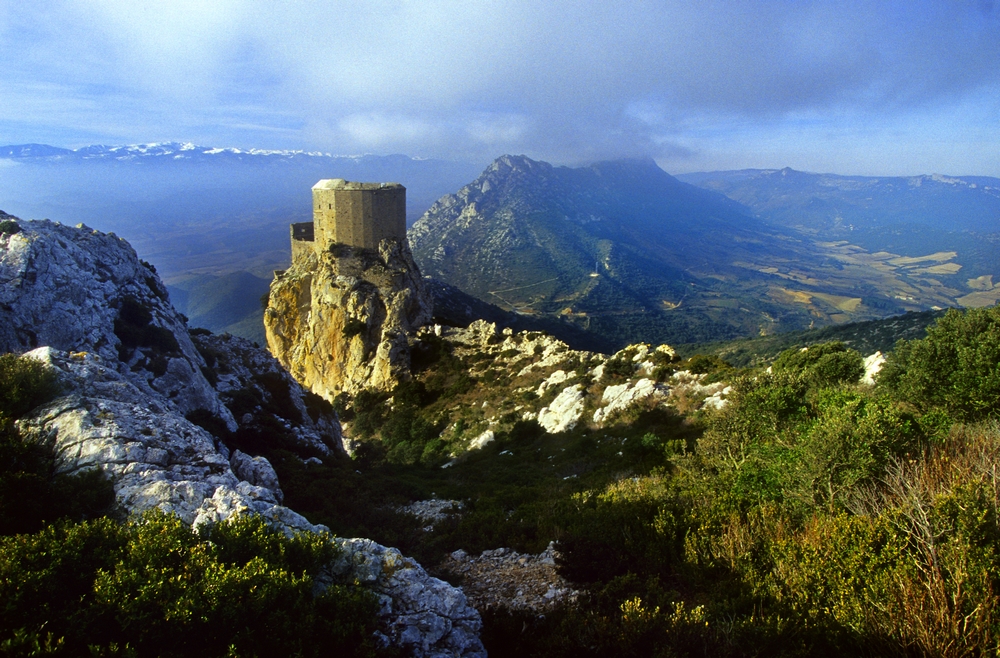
[1,216,484,658]
[384,319,731,461]
[265,237,432,399]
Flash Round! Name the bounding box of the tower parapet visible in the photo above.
[290,179,406,262]
[313,179,405,249]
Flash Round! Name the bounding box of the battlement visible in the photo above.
[312,179,406,251]
[289,179,407,263]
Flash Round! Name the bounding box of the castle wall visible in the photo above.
[311,179,406,250]
[290,222,315,263]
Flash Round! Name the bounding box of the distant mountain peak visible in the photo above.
[0,141,404,162]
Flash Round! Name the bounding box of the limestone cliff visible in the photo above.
[265,237,432,399]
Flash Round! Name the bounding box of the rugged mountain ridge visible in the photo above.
[411,156,989,349]
[410,154,766,308]
[410,155,794,347]
[0,216,485,657]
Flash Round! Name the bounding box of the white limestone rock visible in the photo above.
[701,386,733,411]
[18,347,486,658]
[0,219,234,428]
[328,538,485,657]
[593,378,667,424]
[18,348,305,530]
[230,450,283,504]
[468,429,495,451]
[537,384,584,433]
[863,351,885,385]
[536,369,572,397]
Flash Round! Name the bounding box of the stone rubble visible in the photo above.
[437,543,580,614]
[397,499,465,531]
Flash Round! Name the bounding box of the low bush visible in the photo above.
[0,511,386,657]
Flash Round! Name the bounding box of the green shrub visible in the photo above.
[880,306,1000,422]
[681,353,730,375]
[0,353,60,420]
[602,356,635,381]
[772,341,864,387]
[0,512,384,658]
[0,220,19,235]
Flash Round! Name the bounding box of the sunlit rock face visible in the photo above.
[265,237,432,399]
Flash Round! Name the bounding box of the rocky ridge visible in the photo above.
[421,320,730,457]
[265,238,432,399]
[0,219,232,424]
[2,217,484,658]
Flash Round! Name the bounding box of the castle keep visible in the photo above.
[290,179,406,261]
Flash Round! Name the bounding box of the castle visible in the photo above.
[290,179,406,262]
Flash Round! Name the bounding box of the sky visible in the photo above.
[2,0,999,176]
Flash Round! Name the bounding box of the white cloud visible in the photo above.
[2,1,999,173]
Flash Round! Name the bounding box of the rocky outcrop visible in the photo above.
[19,348,484,657]
[191,331,344,456]
[0,219,233,426]
[593,378,667,424]
[3,219,484,658]
[536,385,585,433]
[265,237,432,399]
[19,347,315,531]
[863,351,886,385]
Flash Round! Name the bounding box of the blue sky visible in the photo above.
[2,0,999,175]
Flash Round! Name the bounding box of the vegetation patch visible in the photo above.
[113,296,181,368]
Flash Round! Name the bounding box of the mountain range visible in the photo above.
[411,155,986,349]
[5,143,998,350]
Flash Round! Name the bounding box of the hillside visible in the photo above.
[411,156,967,350]
[678,308,947,366]
[6,212,1000,656]
[0,216,485,657]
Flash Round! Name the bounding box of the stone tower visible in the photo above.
[290,179,406,261]
[268,177,431,398]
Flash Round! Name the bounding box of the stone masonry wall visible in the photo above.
[311,179,406,251]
